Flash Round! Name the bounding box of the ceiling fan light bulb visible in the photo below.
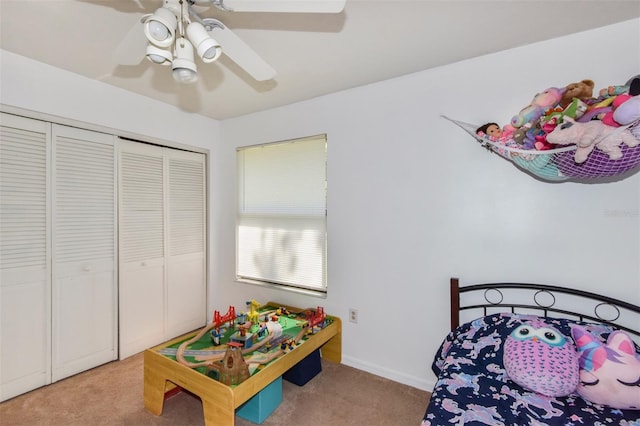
[197,40,222,63]
[173,66,198,84]
[172,37,198,83]
[143,7,176,48]
[187,22,222,63]
[149,22,169,41]
[148,54,169,65]
[145,45,172,66]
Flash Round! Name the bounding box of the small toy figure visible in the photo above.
[276,307,290,316]
[256,324,268,338]
[476,123,518,147]
[210,328,221,346]
[245,300,261,323]
[476,122,503,139]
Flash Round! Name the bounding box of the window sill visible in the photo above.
[235,278,327,299]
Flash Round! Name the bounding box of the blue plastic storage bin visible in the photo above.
[236,376,282,424]
[283,349,322,386]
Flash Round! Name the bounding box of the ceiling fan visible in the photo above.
[115,0,346,83]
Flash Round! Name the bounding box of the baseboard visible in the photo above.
[339,355,435,392]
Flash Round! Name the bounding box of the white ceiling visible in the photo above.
[1,1,639,120]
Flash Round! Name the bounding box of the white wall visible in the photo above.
[0,50,219,149]
[217,19,640,391]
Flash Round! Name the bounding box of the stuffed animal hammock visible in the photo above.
[443,116,640,182]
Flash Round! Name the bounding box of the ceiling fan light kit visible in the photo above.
[140,0,225,83]
[125,0,346,84]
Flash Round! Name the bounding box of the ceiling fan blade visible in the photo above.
[204,0,346,13]
[207,20,276,81]
[114,17,148,66]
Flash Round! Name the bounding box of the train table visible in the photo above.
[143,301,342,425]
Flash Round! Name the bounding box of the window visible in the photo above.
[236,134,327,294]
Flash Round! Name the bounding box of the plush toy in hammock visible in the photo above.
[546,117,639,163]
[613,94,640,139]
[571,326,640,410]
[503,321,579,397]
[510,87,565,129]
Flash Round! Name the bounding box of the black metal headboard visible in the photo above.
[450,277,640,338]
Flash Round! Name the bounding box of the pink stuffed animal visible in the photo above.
[613,95,640,139]
[572,326,640,410]
[511,87,566,128]
[546,117,639,163]
[599,94,634,127]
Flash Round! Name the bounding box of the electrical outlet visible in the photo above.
[349,308,358,324]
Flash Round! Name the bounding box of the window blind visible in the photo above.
[237,135,327,292]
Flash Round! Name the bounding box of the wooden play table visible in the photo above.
[143,303,342,425]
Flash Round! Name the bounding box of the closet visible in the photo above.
[118,140,206,359]
[1,114,51,401]
[0,113,117,401]
[51,125,117,382]
[0,113,206,401]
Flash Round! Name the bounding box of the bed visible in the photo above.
[421,278,640,425]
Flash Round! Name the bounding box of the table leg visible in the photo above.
[143,352,169,416]
[202,398,235,426]
[320,318,342,363]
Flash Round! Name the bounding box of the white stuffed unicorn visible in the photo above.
[546,117,639,163]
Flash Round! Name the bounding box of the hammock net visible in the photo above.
[443,116,640,182]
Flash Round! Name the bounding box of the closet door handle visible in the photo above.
[82,266,91,272]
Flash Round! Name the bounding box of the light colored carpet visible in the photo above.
[0,353,430,425]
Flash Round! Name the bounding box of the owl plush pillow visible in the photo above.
[503,321,579,397]
[571,326,640,410]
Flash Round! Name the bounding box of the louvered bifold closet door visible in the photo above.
[0,113,51,402]
[166,149,206,337]
[51,125,117,382]
[118,140,165,358]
